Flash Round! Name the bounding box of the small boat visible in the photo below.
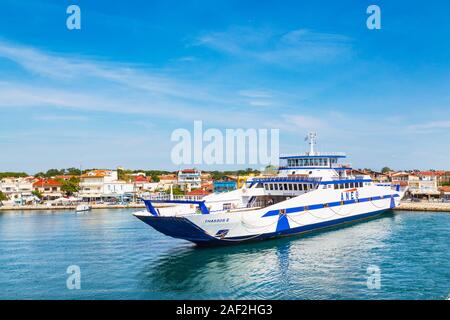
[134,133,406,246]
[75,204,91,212]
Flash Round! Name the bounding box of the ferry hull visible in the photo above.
[136,208,390,246]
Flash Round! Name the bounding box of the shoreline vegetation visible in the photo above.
[1,201,450,212]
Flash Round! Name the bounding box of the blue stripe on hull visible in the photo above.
[136,209,390,246]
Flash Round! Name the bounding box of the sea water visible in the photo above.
[0,209,449,299]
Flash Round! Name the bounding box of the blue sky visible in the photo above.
[0,0,449,173]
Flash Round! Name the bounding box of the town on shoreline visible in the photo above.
[1,167,450,211]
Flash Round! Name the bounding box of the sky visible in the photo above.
[0,0,449,173]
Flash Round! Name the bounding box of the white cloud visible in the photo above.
[193,27,353,65]
[408,120,450,131]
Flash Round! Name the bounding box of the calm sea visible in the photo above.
[0,209,449,300]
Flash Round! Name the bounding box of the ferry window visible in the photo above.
[324,158,329,166]
[345,183,349,188]
[284,183,288,190]
[350,183,354,188]
[340,184,344,189]
[264,184,268,190]
[334,184,338,190]
[293,184,298,191]
[274,184,278,190]
[289,184,293,191]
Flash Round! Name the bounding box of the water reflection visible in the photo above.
[138,214,396,299]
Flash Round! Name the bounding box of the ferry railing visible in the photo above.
[140,194,207,201]
[280,152,346,157]
[248,177,322,183]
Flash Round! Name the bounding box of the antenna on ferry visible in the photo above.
[307,132,317,156]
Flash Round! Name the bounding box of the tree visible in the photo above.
[65,167,81,176]
[45,169,64,177]
[381,167,392,174]
[32,190,43,200]
[0,191,8,201]
[171,186,184,196]
[60,177,80,196]
[0,172,28,179]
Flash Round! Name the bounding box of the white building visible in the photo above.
[157,174,178,191]
[408,174,440,198]
[78,170,134,201]
[178,169,201,191]
[0,177,35,204]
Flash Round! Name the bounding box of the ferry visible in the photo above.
[134,133,405,246]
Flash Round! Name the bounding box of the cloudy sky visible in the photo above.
[0,0,449,173]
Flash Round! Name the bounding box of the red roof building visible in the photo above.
[185,189,211,196]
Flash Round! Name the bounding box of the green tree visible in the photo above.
[171,186,185,196]
[32,190,43,199]
[59,177,80,196]
[381,167,392,174]
[0,172,28,179]
[0,191,8,201]
[45,168,64,177]
[65,167,81,176]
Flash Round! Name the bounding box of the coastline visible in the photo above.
[395,201,450,212]
[1,201,450,212]
[0,203,146,211]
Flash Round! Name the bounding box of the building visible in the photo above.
[178,169,201,191]
[213,181,237,193]
[414,172,440,198]
[133,175,158,193]
[201,180,214,193]
[0,176,35,204]
[79,170,118,197]
[359,169,390,183]
[439,186,450,201]
[391,172,411,187]
[184,189,211,200]
[157,174,178,191]
[78,170,134,202]
[33,178,63,200]
[213,176,238,193]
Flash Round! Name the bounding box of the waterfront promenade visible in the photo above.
[0,203,146,211]
[396,201,450,212]
[2,201,450,212]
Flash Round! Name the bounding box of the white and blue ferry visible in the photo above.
[134,133,405,246]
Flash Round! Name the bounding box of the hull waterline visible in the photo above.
[135,208,391,246]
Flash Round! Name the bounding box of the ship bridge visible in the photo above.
[278,133,351,174]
